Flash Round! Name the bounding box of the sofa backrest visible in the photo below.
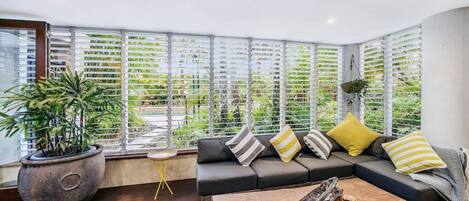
[197,130,344,164]
[254,134,278,158]
[197,137,236,164]
[364,135,398,159]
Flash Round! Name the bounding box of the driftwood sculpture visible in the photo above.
[299,177,343,201]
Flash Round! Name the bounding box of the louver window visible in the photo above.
[359,26,422,136]
[285,42,315,132]
[315,46,343,131]
[250,40,283,134]
[388,27,422,135]
[45,26,351,153]
[360,39,385,132]
[1,28,37,156]
[171,35,211,148]
[213,37,249,136]
[125,32,169,150]
[49,27,72,78]
[74,29,123,152]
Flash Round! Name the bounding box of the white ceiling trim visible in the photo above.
[0,0,468,44]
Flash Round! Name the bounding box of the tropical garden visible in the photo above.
[46,31,421,152]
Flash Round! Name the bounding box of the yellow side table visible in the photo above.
[147,149,177,200]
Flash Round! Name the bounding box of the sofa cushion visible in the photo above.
[303,129,333,160]
[251,157,309,188]
[295,153,353,182]
[298,131,344,153]
[331,151,380,164]
[196,161,257,196]
[270,125,302,162]
[327,112,380,156]
[382,131,447,174]
[225,126,265,166]
[364,136,397,159]
[197,137,236,164]
[355,160,440,201]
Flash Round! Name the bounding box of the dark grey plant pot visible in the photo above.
[18,145,105,201]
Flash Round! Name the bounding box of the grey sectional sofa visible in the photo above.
[196,131,443,201]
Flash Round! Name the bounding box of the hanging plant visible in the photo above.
[341,79,368,94]
[341,55,368,108]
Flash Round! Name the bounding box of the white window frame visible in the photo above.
[359,25,422,136]
[46,26,344,154]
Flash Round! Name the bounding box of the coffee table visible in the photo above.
[211,178,404,201]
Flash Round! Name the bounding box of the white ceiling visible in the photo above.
[1,0,468,44]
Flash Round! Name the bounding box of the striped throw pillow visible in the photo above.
[270,125,301,162]
[225,126,265,166]
[382,131,447,174]
[304,129,333,160]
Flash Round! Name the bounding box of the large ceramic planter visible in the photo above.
[18,145,105,201]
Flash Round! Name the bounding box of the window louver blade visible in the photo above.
[360,39,385,132]
[45,26,355,153]
[250,40,282,134]
[316,46,343,131]
[126,32,169,150]
[213,37,249,136]
[389,27,422,136]
[75,29,123,152]
[49,27,72,77]
[171,35,211,148]
[13,29,37,156]
[285,42,314,132]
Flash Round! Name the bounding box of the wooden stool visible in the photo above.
[147,149,177,200]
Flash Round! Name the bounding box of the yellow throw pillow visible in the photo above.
[382,131,447,174]
[270,125,301,162]
[327,112,380,156]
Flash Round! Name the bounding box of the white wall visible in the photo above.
[342,44,361,117]
[421,7,469,148]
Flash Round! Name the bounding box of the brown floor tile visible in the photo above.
[92,179,199,201]
[0,179,199,201]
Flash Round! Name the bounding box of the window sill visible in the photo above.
[104,148,198,160]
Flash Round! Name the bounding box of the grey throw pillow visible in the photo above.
[225,126,265,166]
[304,129,333,160]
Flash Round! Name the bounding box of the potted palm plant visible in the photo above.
[0,68,121,201]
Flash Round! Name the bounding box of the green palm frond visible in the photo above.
[0,67,123,157]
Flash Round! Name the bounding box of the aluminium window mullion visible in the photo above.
[280,41,287,129]
[247,39,253,131]
[310,44,317,129]
[120,30,129,152]
[70,27,76,72]
[209,35,215,136]
[336,47,344,122]
[167,33,173,147]
[358,44,365,123]
[384,35,393,136]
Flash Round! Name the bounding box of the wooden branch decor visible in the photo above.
[299,177,357,201]
[299,177,343,201]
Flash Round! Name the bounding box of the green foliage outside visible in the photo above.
[70,32,421,150]
[316,47,340,131]
[286,45,311,132]
[363,43,386,133]
[391,42,421,135]
[363,35,421,136]
[251,73,280,134]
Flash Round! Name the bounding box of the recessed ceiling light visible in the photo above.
[327,18,336,24]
